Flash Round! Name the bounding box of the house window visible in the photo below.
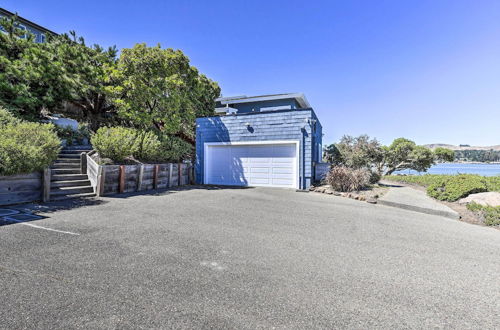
[260,105,292,112]
[39,33,46,43]
[17,24,27,38]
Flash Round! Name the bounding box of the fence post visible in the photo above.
[178,162,182,186]
[119,165,125,193]
[153,165,159,189]
[168,163,174,188]
[96,165,105,197]
[137,164,144,192]
[42,168,51,202]
[80,152,87,174]
[188,164,193,185]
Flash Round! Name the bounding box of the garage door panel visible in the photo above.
[250,167,270,173]
[272,167,293,174]
[206,143,296,188]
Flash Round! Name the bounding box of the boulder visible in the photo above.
[458,192,500,207]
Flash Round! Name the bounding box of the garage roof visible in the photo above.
[216,93,311,109]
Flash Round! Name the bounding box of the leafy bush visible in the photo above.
[134,131,163,162]
[54,124,90,146]
[326,166,370,192]
[486,176,500,192]
[91,127,138,162]
[369,171,381,184]
[91,127,192,163]
[384,174,448,186]
[0,107,21,127]
[427,175,488,202]
[158,135,194,162]
[0,122,61,176]
[466,202,500,226]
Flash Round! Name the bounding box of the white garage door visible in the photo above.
[205,143,297,188]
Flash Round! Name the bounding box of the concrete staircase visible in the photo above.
[50,146,95,201]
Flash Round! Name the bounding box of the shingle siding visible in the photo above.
[196,109,322,189]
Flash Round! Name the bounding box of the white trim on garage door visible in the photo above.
[204,140,300,189]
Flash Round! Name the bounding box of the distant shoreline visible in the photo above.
[445,161,500,164]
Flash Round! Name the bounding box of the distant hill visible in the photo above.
[424,144,500,151]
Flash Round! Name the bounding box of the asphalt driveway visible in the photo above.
[1,187,499,329]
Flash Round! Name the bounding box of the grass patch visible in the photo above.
[466,202,500,226]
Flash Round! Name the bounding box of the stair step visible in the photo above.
[51,174,88,181]
[55,158,80,163]
[58,153,81,158]
[60,150,91,154]
[62,145,92,150]
[50,192,96,201]
[51,168,81,175]
[51,163,80,168]
[51,185,94,195]
[51,179,91,188]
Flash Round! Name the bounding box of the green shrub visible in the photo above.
[54,124,91,146]
[91,127,138,163]
[134,131,163,162]
[466,202,500,226]
[91,127,194,163]
[486,176,500,192]
[0,122,61,176]
[326,166,370,192]
[0,107,21,127]
[158,135,194,162]
[384,174,448,187]
[427,174,488,202]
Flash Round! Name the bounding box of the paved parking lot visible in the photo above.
[1,187,499,329]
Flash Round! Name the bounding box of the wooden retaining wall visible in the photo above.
[87,153,191,197]
[0,172,43,206]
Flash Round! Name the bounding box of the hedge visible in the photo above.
[0,115,61,176]
[426,175,489,202]
[91,127,193,164]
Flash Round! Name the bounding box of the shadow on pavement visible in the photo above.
[103,184,254,199]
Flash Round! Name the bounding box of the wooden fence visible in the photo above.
[0,172,44,206]
[314,162,331,182]
[87,152,192,197]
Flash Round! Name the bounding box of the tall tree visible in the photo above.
[107,43,220,144]
[53,32,118,132]
[378,138,435,175]
[0,15,72,120]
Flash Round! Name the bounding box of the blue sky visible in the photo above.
[5,0,500,146]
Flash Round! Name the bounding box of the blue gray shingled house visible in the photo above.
[0,7,57,43]
[196,93,323,190]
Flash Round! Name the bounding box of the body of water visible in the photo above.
[394,163,500,176]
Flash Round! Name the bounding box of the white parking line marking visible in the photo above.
[4,218,80,236]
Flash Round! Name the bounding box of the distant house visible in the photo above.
[196,93,323,190]
[0,7,57,43]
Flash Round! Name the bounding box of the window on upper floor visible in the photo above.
[260,105,292,112]
[39,33,46,43]
[17,23,27,38]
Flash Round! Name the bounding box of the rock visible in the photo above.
[333,192,341,196]
[326,190,333,195]
[366,198,377,204]
[358,196,366,201]
[458,192,500,207]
